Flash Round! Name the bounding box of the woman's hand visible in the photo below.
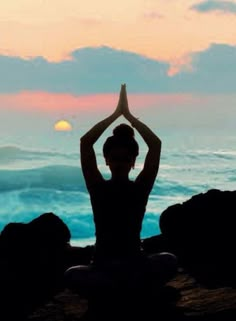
[114,83,133,120]
[120,84,131,118]
[113,84,125,117]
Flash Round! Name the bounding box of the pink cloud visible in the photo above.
[0,91,201,114]
[168,55,193,76]
[0,92,118,112]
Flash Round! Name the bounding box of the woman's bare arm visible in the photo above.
[80,86,124,190]
[121,84,161,195]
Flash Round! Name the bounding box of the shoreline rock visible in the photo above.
[1,189,236,320]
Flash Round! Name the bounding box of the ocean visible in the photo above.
[0,118,235,247]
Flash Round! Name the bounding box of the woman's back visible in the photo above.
[89,179,148,260]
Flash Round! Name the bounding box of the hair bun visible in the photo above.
[103,123,139,159]
[113,123,134,139]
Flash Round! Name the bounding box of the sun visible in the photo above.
[54,120,73,131]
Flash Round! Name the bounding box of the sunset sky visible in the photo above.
[1,0,236,62]
[0,0,236,140]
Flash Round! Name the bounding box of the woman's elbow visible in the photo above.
[80,135,91,145]
[152,138,161,149]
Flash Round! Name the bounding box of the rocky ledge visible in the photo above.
[28,268,236,321]
[0,188,236,320]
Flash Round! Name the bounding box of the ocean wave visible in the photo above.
[0,188,93,238]
[188,149,236,161]
[162,148,236,162]
[0,145,79,165]
[0,145,234,243]
[0,165,86,192]
[0,187,164,240]
[153,179,199,196]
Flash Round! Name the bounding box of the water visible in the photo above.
[0,111,235,246]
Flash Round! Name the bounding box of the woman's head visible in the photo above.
[103,124,139,173]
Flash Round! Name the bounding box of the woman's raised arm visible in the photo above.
[121,84,161,195]
[80,85,124,190]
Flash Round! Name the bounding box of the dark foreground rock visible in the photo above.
[28,268,236,321]
[1,189,236,320]
[159,189,236,287]
[0,212,72,320]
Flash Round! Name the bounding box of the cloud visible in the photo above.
[0,44,235,94]
[191,0,236,14]
[170,43,236,93]
[0,92,194,113]
[0,46,170,94]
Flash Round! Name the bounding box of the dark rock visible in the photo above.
[0,212,72,320]
[28,270,236,321]
[2,189,236,320]
[159,189,236,287]
[27,212,71,247]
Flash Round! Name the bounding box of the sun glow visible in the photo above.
[54,120,72,131]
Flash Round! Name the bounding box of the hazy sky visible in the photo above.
[0,0,235,137]
[1,0,236,62]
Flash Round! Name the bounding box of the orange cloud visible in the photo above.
[168,55,194,76]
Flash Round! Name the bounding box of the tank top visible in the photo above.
[89,179,149,261]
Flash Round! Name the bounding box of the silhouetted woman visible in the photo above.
[65,84,177,296]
